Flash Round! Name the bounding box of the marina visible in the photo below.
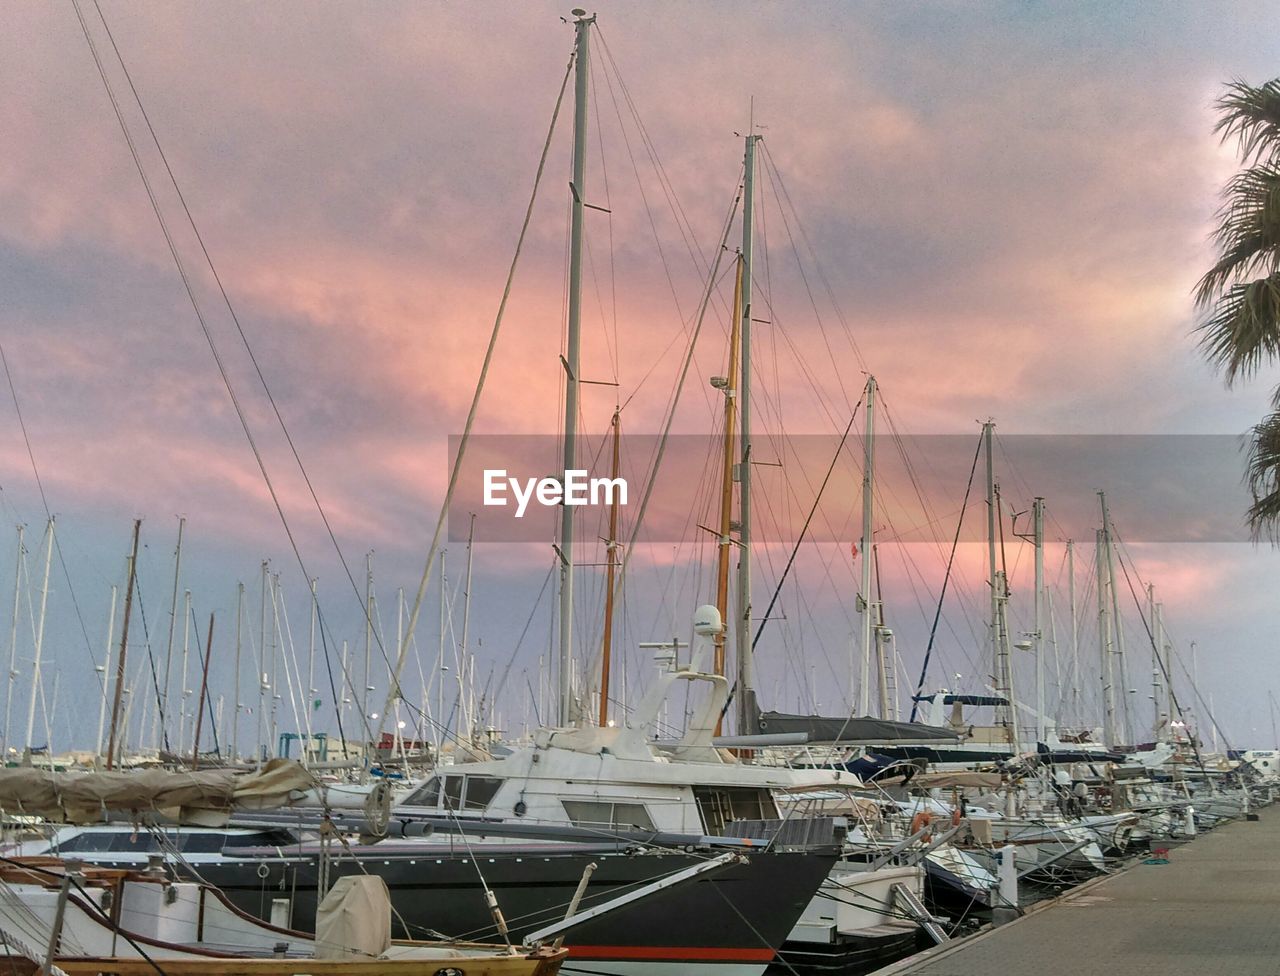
[881,802,1280,976]
[2,4,1280,976]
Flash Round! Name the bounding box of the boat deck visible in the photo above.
[877,801,1279,976]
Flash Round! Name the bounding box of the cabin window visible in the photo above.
[693,787,779,833]
[561,800,656,831]
[462,776,503,810]
[442,776,465,810]
[404,776,442,807]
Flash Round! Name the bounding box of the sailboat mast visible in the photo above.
[24,517,54,753]
[161,516,185,749]
[556,10,593,728]
[232,582,243,761]
[599,408,622,728]
[105,518,140,771]
[1096,510,1118,748]
[1033,497,1045,745]
[714,259,743,714]
[1100,491,1130,744]
[94,585,117,761]
[734,132,760,735]
[3,524,23,760]
[857,376,877,716]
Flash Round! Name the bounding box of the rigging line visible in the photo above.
[759,141,869,373]
[1111,535,1217,778]
[909,428,985,722]
[70,1,358,755]
[493,561,557,713]
[742,402,860,707]
[131,573,173,755]
[750,405,860,652]
[370,44,576,745]
[757,153,853,411]
[600,188,742,655]
[0,343,98,675]
[86,1,369,754]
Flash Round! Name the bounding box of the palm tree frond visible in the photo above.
[1244,409,1280,541]
[1195,163,1280,304]
[1196,274,1280,383]
[1214,79,1280,163]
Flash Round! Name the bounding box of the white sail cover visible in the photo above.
[0,758,315,825]
[314,875,392,959]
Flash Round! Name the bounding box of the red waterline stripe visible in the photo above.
[565,945,775,961]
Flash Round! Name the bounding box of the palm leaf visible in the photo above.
[1244,408,1280,541]
[1196,273,1280,383]
[1195,163,1280,304]
[1214,79,1280,164]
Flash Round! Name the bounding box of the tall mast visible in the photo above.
[94,585,117,761]
[161,516,185,748]
[105,518,140,771]
[983,423,1013,739]
[1150,586,1165,741]
[1032,497,1045,744]
[556,9,594,727]
[1067,539,1079,724]
[24,517,54,752]
[734,131,761,735]
[599,408,622,727]
[857,375,877,716]
[364,552,374,729]
[232,582,243,761]
[1096,513,1118,748]
[3,525,23,759]
[714,258,744,733]
[1101,492,1130,744]
[178,589,192,755]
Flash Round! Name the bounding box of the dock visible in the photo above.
[879,804,1279,976]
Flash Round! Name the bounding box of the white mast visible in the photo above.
[178,589,192,755]
[1067,539,1079,724]
[257,561,268,765]
[24,517,54,752]
[3,525,23,759]
[94,585,117,761]
[1096,519,1118,748]
[232,581,244,761]
[1151,587,1166,741]
[436,551,447,752]
[857,375,877,716]
[160,516,185,748]
[735,130,761,734]
[1033,497,1045,745]
[364,552,373,726]
[556,9,594,727]
[1100,492,1131,744]
[983,424,1014,742]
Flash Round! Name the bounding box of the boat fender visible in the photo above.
[951,807,962,828]
[910,810,933,842]
[514,800,528,817]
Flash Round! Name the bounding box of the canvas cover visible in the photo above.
[314,874,392,960]
[0,758,315,824]
[756,711,961,745]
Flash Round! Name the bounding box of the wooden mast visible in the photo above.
[714,257,745,735]
[105,518,141,770]
[598,408,622,727]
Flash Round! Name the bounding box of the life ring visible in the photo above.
[910,810,934,841]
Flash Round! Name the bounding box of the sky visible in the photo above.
[1,1,1279,756]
